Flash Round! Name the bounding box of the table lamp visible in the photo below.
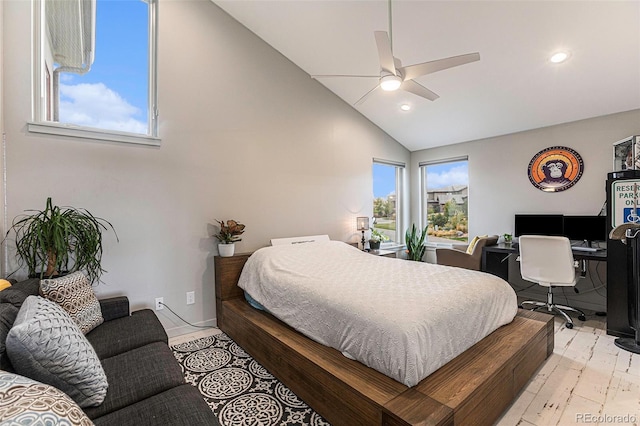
[356,217,369,250]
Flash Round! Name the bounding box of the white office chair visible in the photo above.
[519,235,587,329]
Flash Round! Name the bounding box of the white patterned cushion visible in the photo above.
[40,272,104,334]
[6,296,108,407]
[0,370,94,425]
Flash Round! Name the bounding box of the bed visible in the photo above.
[215,241,554,425]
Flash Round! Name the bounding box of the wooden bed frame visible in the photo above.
[215,253,554,426]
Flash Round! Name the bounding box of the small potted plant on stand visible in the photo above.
[369,228,389,251]
[215,219,245,257]
[503,233,513,247]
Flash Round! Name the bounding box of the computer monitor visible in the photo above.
[514,214,564,237]
[563,215,607,243]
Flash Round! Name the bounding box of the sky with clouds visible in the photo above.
[57,0,148,134]
[426,161,469,190]
[373,160,468,199]
[59,82,147,134]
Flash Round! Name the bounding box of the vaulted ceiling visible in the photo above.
[215,1,640,151]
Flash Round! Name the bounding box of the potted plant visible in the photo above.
[5,197,117,284]
[369,228,389,251]
[405,224,428,261]
[214,219,245,257]
[503,233,513,246]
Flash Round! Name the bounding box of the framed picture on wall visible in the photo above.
[527,146,584,192]
[613,135,640,171]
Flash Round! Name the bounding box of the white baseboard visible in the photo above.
[165,318,218,338]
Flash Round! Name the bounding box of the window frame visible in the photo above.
[29,0,160,146]
[420,156,469,244]
[372,158,405,246]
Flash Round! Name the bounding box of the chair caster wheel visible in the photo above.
[566,322,573,329]
[578,315,586,321]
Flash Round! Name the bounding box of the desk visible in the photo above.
[482,243,607,281]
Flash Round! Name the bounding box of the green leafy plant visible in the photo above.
[214,220,245,244]
[369,228,390,243]
[6,197,117,283]
[503,233,513,243]
[405,224,428,261]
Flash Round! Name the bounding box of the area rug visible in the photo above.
[171,332,331,425]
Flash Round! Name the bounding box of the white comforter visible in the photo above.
[238,241,517,387]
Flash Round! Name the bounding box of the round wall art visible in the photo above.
[528,146,584,192]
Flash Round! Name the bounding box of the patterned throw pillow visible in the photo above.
[6,296,108,408]
[40,271,104,334]
[0,370,94,425]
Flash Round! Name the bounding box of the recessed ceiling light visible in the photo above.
[400,104,411,111]
[550,51,570,64]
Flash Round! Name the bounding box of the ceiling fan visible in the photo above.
[312,1,480,105]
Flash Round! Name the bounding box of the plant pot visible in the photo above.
[218,243,235,257]
[369,240,381,250]
[29,271,70,280]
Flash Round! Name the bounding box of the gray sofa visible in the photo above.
[0,278,219,426]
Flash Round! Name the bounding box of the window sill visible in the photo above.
[28,122,161,147]
[380,243,406,251]
[425,242,455,249]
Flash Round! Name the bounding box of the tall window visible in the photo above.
[31,0,159,145]
[373,159,404,244]
[420,158,469,243]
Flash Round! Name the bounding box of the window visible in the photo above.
[30,0,159,146]
[420,158,469,243]
[373,159,404,244]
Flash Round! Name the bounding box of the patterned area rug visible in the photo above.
[171,332,331,425]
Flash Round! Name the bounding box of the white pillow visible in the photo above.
[270,235,330,246]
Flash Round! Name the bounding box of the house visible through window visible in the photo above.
[373,159,404,245]
[420,158,469,243]
[32,0,158,143]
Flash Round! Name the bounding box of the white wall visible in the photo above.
[0,0,5,271]
[411,109,640,236]
[411,109,640,311]
[1,0,409,335]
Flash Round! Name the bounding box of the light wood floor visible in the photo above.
[170,312,640,426]
[497,312,639,426]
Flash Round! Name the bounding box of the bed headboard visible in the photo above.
[270,235,330,246]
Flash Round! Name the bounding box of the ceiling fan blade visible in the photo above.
[401,52,480,81]
[354,84,379,106]
[311,74,379,79]
[374,31,396,76]
[401,80,439,101]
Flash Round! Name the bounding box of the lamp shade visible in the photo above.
[357,217,370,231]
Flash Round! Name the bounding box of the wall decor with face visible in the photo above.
[527,146,584,192]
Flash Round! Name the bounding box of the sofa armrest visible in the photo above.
[99,296,130,321]
[435,248,480,271]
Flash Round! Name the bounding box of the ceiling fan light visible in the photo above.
[380,75,402,91]
[550,51,570,63]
